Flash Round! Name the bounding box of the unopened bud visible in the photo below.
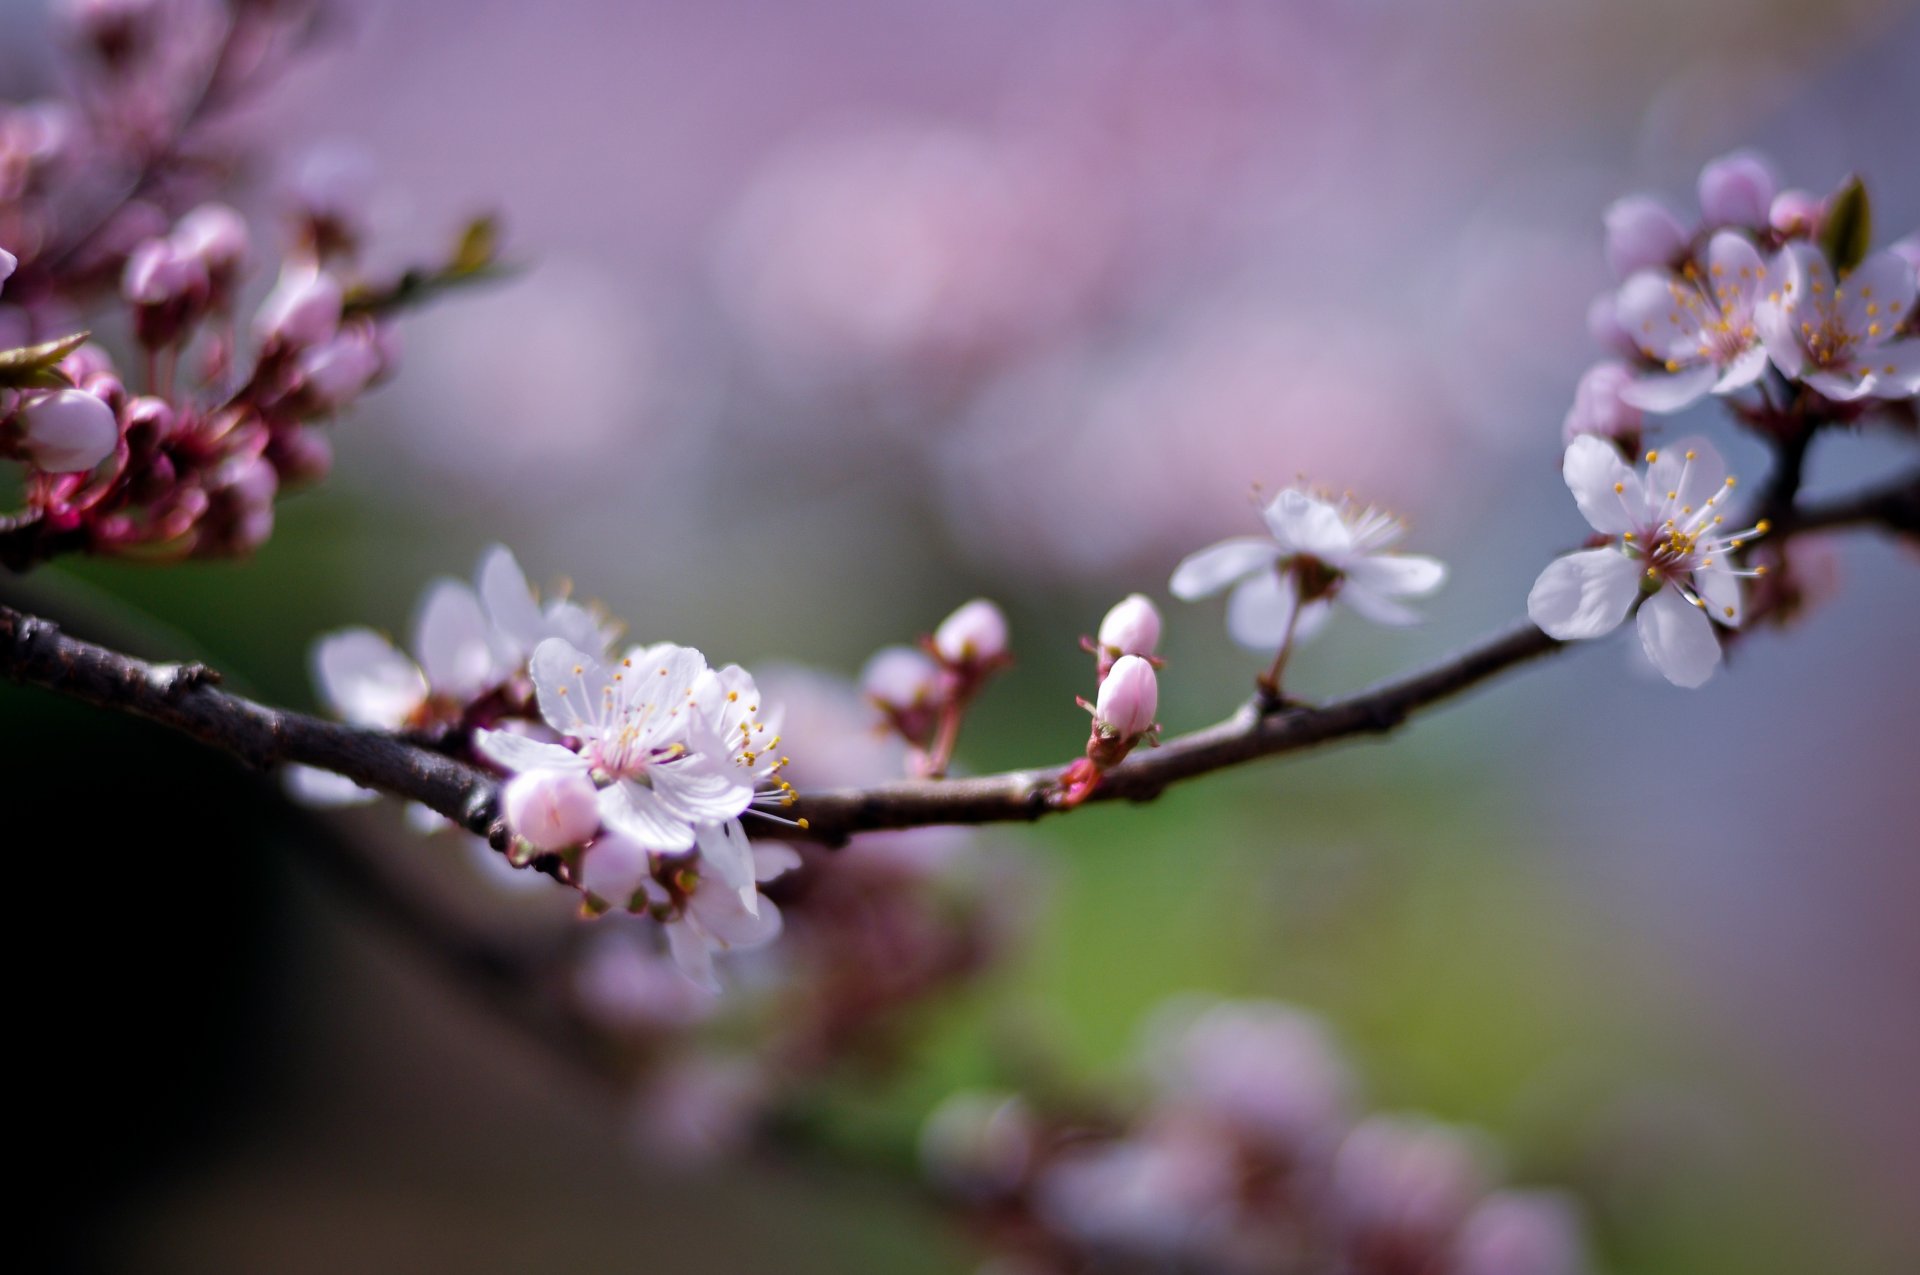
[934,598,1009,667]
[862,644,939,711]
[1452,1192,1589,1275]
[17,387,119,472]
[1603,195,1689,278]
[577,830,655,907]
[1696,151,1776,230]
[1094,654,1158,740]
[295,324,382,410]
[255,266,342,351]
[172,203,249,304]
[1769,189,1823,238]
[1561,361,1643,449]
[1097,593,1161,664]
[502,768,601,852]
[122,236,209,347]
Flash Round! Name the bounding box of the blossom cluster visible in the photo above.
[1540,154,1915,687]
[921,997,1589,1275]
[301,544,809,989]
[1,0,490,568]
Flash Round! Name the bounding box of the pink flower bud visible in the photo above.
[1769,189,1823,238]
[1097,593,1161,660]
[502,768,601,852]
[934,598,1009,666]
[267,426,333,485]
[577,830,655,906]
[1602,195,1689,278]
[1584,292,1640,360]
[861,644,939,710]
[1452,1192,1589,1275]
[1094,654,1158,738]
[58,344,117,384]
[295,325,382,410]
[255,266,342,350]
[172,203,249,303]
[17,388,118,472]
[1560,361,1643,448]
[1696,151,1776,230]
[122,236,209,347]
[1889,233,1919,279]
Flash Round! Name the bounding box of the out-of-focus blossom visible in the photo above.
[1035,1118,1237,1257]
[632,1054,767,1160]
[1528,436,1764,688]
[1561,361,1644,449]
[172,203,250,301]
[121,236,209,346]
[1696,150,1777,231]
[934,598,1010,668]
[1614,231,1770,412]
[861,645,940,724]
[1333,1115,1492,1254]
[15,387,120,472]
[1452,1191,1590,1275]
[661,843,798,991]
[255,265,342,351]
[1171,488,1446,650]
[294,323,384,411]
[0,246,16,297]
[1603,195,1689,278]
[1769,189,1823,238]
[1094,593,1161,679]
[501,767,601,852]
[572,924,717,1031]
[918,1091,1036,1201]
[1758,243,1920,401]
[1585,292,1641,361]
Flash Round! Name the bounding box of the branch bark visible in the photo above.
[3,467,1915,851]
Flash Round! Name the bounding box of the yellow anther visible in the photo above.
[1724,477,1737,488]
[622,658,632,667]
[1646,567,1659,578]
[796,818,810,830]
[1685,450,1696,460]
[1646,450,1659,463]
[1614,482,1624,494]
[1723,607,1735,618]
[1755,565,1769,576]
[1667,490,1677,500]
[1622,531,1635,541]
[573,665,583,675]
[1691,596,1705,608]
[727,690,739,702]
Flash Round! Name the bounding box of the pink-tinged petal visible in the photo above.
[1710,344,1768,395]
[1756,297,1807,379]
[1646,436,1727,517]
[1338,581,1422,626]
[753,842,802,883]
[1346,553,1446,599]
[1527,549,1639,640]
[543,600,614,658]
[529,637,611,736]
[1835,249,1917,342]
[1854,337,1920,399]
[1636,587,1721,687]
[578,832,652,907]
[1619,364,1717,413]
[689,884,783,950]
[1225,570,1299,649]
[284,764,378,806]
[598,781,696,852]
[312,628,426,729]
[1613,271,1699,363]
[631,643,711,699]
[1705,231,1768,314]
[666,922,720,992]
[652,759,755,824]
[472,728,587,775]
[1263,489,1353,559]
[1169,537,1280,599]
[1698,152,1777,230]
[413,579,497,700]
[694,819,758,909]
[1604,196,1690,277]
[1562,435,1644,535]
[1692,565,1743,629]
[476,544,544,656]
[1803,368,1874,402]
[1293,601,1332,644]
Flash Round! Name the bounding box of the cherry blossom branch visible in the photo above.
[2,466,1914,850]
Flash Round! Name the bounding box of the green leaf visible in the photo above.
[1819,174,1872,275]
[0,330,89,389]
[450,215,499,276]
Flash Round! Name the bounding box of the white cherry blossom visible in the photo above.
[1614,231,1772,412]
[1757,242,1920,401]
[1170,488,1446,651]
[1528,436,1766,688]
[662,842,801,991]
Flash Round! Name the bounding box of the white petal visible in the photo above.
[598,781,696,852]
[1293,601,1332,644]
[1861,338,1920,398]
[690,885,783,950]
[1225,570,1298,649]
[753,842,802,883]
[694,819,758,909]
[1169,537,1279,600]
[1527,549,1639,640]
[1338,581,1422,626]
[476,544,545,657]
[1636,587,1722,687]
[1562,435,1644,535]
[1837,249,1917,340]
[1692,565,1743,629]
[1706,231,1767,313]
[473,728,587,775]
[312,628,426,729]
[413,580,498,700]
[1711,344,1769,394]
[1613,270,1698,362]
[666,921,720,992]
[1262,489,1353,559]
[1620,364,1717,413]
[529,637,612,737]
[578,831,652,906]
[543,600,614,659]
[652,760,755,824]
[1345,553,1446,599]
[1803,368,1874,402]
[1646,436,1727,516]
[284,764,378,806]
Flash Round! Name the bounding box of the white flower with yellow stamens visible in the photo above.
[1757,242,1920,401]
[1529,436,1768,687]
[1615,231,1771,412]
